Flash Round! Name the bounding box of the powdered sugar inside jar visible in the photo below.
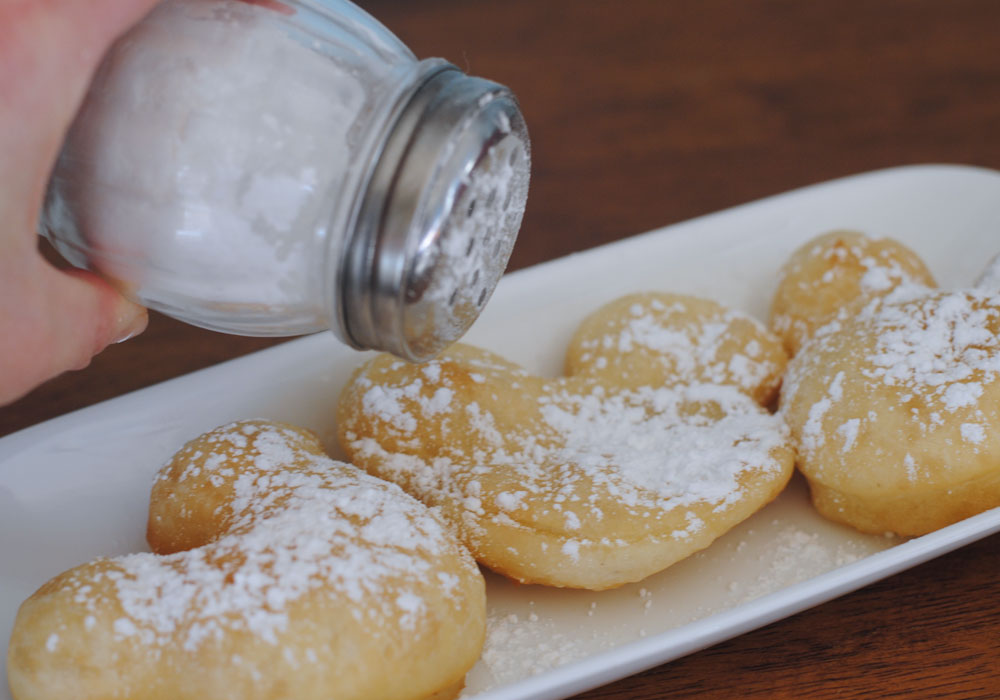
[42,0,530,361]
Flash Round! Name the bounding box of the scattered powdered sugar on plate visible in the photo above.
[722,523,871,604]
[468,609,595,690]
[458,516,886,696]
[462,592,655,695]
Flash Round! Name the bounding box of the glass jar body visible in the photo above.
[42,0,429,336]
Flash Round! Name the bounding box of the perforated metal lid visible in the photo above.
[338,65,530,361]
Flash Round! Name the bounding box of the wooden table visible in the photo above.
[5,1,1000,696]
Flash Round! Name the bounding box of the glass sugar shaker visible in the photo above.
[41,0,530,361]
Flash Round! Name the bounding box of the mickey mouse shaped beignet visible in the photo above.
[8,420,485,700]
[778,232,1000,536]
[782,285,1000,536]
[338,293,794,590]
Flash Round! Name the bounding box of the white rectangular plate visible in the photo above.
[4,164,1000,700]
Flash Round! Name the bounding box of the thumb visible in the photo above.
[0,259,148,405]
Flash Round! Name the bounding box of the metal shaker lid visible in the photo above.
[338,64,530,361]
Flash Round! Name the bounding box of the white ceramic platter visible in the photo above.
[3,164,1000,700]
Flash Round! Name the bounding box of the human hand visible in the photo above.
[0,0,161,406]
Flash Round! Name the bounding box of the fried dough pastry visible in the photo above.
[8,420,485,700]
[337,293,794,590]
[782,286,1000,536]
[566,293,787,405]
[769,230,936,356]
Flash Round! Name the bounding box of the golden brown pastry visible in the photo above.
[782,286,1000,536]
[769,230,936,356]
[338,293,794,590]
[567,292,787,405]
[8,420,485,700]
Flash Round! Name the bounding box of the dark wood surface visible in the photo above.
[5,1,1000,696]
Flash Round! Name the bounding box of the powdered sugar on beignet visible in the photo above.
[8,420,484,700]
[769,230,936,357]
[567,292,787,405]
[339,303,793,590]
[782,285,1000,535]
